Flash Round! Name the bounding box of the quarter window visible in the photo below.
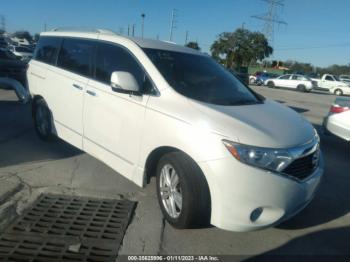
[57,38,94,77]
[34,37,62,65]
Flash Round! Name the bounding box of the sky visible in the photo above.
[1,0,350,67]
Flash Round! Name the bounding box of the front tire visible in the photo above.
[156,152,210,229]
[267,81,275,88]
[33,99,54,141]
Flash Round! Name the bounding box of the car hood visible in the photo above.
[188,99,315,148]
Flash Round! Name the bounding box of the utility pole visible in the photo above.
[127,25,130,36]
[141,13,145,39]
[185,30,189,44]
[169,9,177,42]
[0,15,5,32]
[252,0,287,46]
[43,22,47,32]
[132,24,135,37]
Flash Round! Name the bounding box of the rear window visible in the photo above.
[57,38,94,77]
[34,37,62,65]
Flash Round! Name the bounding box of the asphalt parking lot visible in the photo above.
[0,86,349,259]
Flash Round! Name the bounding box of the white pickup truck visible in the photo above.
[312,74,350,96]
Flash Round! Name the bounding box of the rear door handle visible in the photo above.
[86,90,97,96]
[73,84,83,90]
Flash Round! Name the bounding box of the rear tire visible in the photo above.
[297,84,306,92]
[156,152,210,229]
[267,81,275,88]
[334,89,343,96]
[33,99,55,141]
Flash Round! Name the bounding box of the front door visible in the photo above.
[83,42,153,180]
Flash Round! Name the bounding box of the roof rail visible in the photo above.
[51,27,116,35]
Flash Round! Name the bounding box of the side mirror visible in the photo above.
[110,71,141,95]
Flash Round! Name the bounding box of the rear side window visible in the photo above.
[34,37,62,65]
[95,42,152,93]
[57,38,94,77]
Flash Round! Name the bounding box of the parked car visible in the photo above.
[265,74,316,92]
[339,75,350,84]
[0,49,29,102]
[251,72,279,86]
[230,70,249,85]
[8,45,33,61]
[323,97,350,141]
[0,49,27,85]
[27,29,323,232]
[0,38,8,49]
[312,74,350,95]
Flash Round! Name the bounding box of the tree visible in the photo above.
[210,28,273,69]
[185,41,201,51]
[284,60,314,74]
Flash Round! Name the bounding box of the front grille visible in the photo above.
[283,151,318,180]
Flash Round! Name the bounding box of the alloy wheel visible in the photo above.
[159,164,182,218]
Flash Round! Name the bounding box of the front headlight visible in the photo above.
[222,140,293,172]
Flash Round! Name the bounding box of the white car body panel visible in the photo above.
[27,30,323,232]
[267,74,313,90]
[324,98,350,141]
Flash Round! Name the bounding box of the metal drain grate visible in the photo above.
[0,194,136,261]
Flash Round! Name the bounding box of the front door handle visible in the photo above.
[86,90,97,96]
[73,84,83,90]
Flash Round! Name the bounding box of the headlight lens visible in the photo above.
[222,140,293,172]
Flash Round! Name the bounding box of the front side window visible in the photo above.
[325,75,334,81]
[143,48,261,105]
[95,42,153,94]
[34,36,62,65]
[292,75,307,80]
[57,38,94,77]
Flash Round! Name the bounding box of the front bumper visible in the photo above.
[199,154,324,232]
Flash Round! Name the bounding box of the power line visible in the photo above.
[275,43,350,51]
[185,30,189,44]
[252,0,287,46]
[169,9,178,42]
[0,15,6,31]
[141,13,145,39]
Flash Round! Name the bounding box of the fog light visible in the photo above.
[250,207,263,222]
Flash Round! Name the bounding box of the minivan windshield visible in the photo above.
[143,48,261,106]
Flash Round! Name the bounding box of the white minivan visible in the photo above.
[27,29,324,232]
